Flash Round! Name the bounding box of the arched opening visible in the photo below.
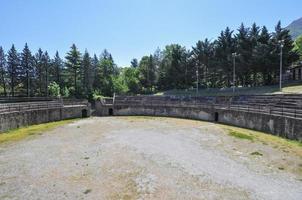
[82,109,88,118]
[108,108,113,116]
[214,112,219,122]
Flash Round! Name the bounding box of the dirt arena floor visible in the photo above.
[0,116,302,200]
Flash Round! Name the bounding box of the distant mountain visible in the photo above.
[286,17,302,39]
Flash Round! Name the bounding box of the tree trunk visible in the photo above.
[27,70,30,97]
[1,72,6,96]
[11,73,14,97]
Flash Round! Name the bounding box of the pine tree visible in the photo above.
[215,27,236,87]
[51,51,63,90]
[99,50,117,96]
[65,44,82,96]
[81,50,92,96]
[34,48,44,95]
[7,45,20,96]
[130,58,138,68]
[0,47,7,96]
[92,54,101,90]
[20,43,33,96]
[42,51,51,96]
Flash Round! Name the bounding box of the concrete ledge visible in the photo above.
[0,105,91,133]
[97,104,302,141]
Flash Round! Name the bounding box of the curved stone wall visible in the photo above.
[0,105,90,133]
[96,96,302,141]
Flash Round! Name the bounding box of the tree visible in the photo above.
[138,55,157,92]
[48,82,60,97]
[192,39,214,87]
[7,45,20,96]
[81,50,92,96]
[51,51,63,90]
[65,44,82,96]
[130,58,138,68]
[0,47,7,96]
[92,54,101,90]
[271,21,299,81]
[20,43,33,96]
[34,48,44,95]
[294,35,302,61]
[215,27,236,87]
[123,67,140,94]
[42,51,51,96]
[98,50,117,96]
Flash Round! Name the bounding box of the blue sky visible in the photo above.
[1,0,301,66]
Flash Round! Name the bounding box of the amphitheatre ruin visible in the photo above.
[1,1,302,199]
[0,94,302,199]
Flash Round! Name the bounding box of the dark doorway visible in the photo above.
[82,109,88,118]
[108,108,113,116]
[214,112,219,122]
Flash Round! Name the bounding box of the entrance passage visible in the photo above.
[214,112,219,122]
[108,108,113,116]
[82,109,88,118]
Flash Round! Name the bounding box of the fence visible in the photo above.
[0,101,63,114]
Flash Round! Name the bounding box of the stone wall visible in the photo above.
[0,105,90,133]
[96,99,302,141]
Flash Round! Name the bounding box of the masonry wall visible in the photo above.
[108,104,302,141]
[0,105,90,133]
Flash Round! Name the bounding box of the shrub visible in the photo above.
[48,82,61,97]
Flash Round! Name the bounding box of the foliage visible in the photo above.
[61,86,70,98]
[112,74,128,94]
[48,82,61,97]
[92,90,104,100]
[294,35,302,60]
[0,20,300,98]
[65,44,82,97]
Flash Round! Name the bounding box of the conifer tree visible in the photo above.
[65,44,82,96]
[51,51,63,90]
[42,51,51,96]
[0,47,7,96]
[7,45,20,96]
[34,48,44,95]
[21,43,33,96]
[81,50,92,96]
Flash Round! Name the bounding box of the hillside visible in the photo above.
[286,17,302,39]
[156,83,302,96]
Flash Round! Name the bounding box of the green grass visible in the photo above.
[228,130,254,141]
[0,119,77,144]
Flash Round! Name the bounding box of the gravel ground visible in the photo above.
[0,116,302,200]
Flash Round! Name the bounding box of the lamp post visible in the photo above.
[232,52,239,94]
[278,40,284,92]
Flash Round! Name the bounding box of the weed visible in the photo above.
[83,189,92,194]
[0,119,77,144]
[250,151,263,156]
[228,130,254,141]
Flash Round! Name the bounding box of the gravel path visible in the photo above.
[0,117,301,200]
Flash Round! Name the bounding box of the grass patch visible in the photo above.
[220,124,302,157]
[0,119,77,144]
[228,130,254,141]
[250,151,263,156]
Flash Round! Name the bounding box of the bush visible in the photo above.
[92,90,105,100]
[62,87,70,98]
[48,82,61,97]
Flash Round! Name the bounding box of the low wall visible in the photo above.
[0,105,90,133]
[97,102,302,141]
